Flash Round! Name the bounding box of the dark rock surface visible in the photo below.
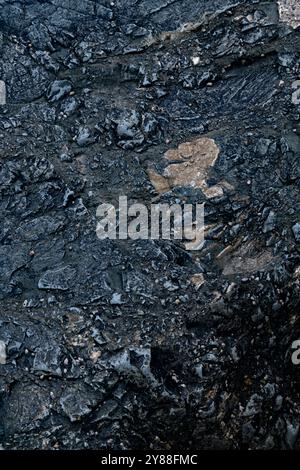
[0,0,300,450]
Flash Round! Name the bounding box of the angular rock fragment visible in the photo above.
[263,211,276,233]
[59,386,97,422]
[292,223,300,242]
[47,80,72,102]
[38,265,77,291]
[108,348,156,383]
[33,345,62,376]
[286,421,300,449]
[76,127,95,147]
[16,216,63,241]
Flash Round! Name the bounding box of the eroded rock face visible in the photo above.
[1,0,300,452]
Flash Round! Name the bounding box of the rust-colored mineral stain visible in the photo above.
[148,137,220,195]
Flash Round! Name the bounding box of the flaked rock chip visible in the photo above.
[33,344,62,377]
[38,265,77,291]
[76,126,95,147]
[292,223,300,242]
[16,216,63,242]
[59,385,98,422]
[47,80,73,102]
[107,347,157,384]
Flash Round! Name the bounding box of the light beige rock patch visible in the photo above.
[0,81,6,105]
[278,0,300,28]
[148,137,224,198]
[147,168,171,194]
[190,273,205,289]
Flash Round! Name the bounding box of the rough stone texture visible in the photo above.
[0,81,6,106]
[0,0,300,451]
[0,341,6,365]
[278,0,300,28]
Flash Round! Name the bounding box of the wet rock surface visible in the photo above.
[0,0,300,450]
